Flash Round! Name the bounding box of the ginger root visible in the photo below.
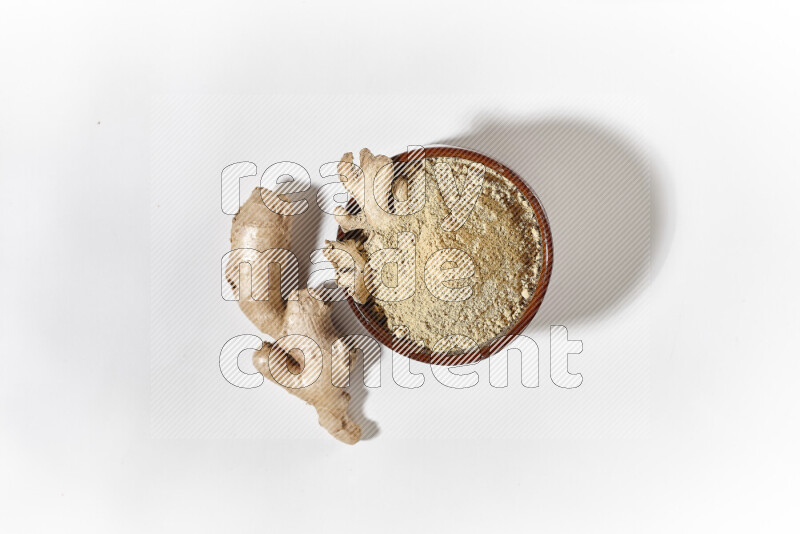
[227,187,361,444]
[323,148,422,304]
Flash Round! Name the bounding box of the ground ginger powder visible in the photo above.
[366,156,544,353]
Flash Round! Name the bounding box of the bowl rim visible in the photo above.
[336,146,554,366]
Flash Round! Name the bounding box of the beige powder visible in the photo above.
[361,156,544,352]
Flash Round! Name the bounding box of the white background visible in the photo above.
[1,1,799,532]
[150,94,652,442]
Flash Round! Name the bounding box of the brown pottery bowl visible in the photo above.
[336,146,553,366]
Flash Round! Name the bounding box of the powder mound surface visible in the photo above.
[345,155,544,353]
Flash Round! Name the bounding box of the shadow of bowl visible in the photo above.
[438,115,671,326]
